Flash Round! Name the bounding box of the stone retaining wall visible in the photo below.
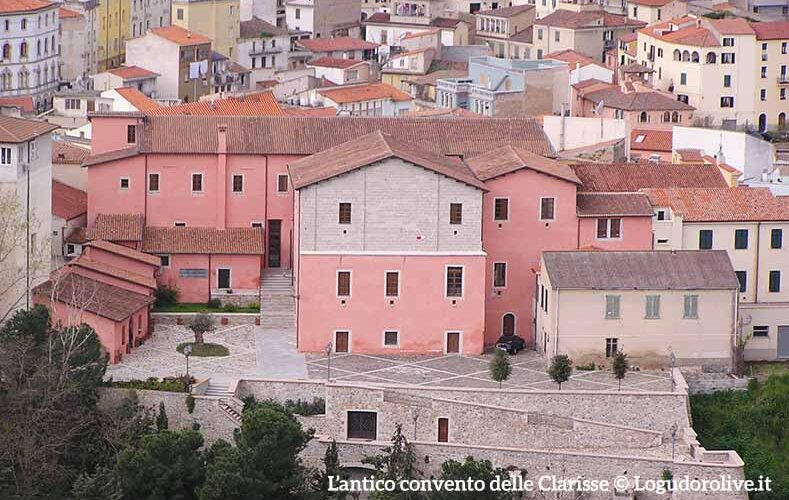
[151,312,260,327]
[682,372,751,395]
[236,378,326,403]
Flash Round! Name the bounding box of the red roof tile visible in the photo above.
[466,145,580,184]
[150,26,211,46]
[114,87,163,114]
[85,240,161,267]
[318,83,412,104]
[675,148,705,162]
[751,21,789,40]
[58,7,82,19]
[709,18,755,35]
[629,0,675,6]
[631,129,673,152]
[582,87,695,111]
[107,65,159,79]
[87,213,145,241]
[573,162,727,192]
[307,56,367,69]
[82,146,140,168]
[401,28,441,40]
[52,180,87,220]
[641,22,720,47]
[0,96,35,113]
[546,49,601,68]
[281,106,338,116]
[52,140,90,164]
[536,10,645,29]
[142,227,264,254]
[70,256,157,289]
[240,16,288,38]
[113,87,283,116]
[643,187,789,222]
[288,130,487,190]
[477,4,533,17]
[0,115,57,143]
[297,37,379,52]
[0,0,54,14]
[576,192,653,216]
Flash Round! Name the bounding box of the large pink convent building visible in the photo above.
[82,112,730,356]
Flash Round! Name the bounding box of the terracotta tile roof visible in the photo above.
[542,250,739,290]
[709,18,754,35]
[150,25,211,46]
[582,87,695,111]
[572,162,727,192]
[240,16,288,38]
[107,65,159,79]
[52,140,90,164]
[52,180,87,220]
[83,146,140,167]
[34,271,155,322]
[0,115,57,143]
[576,192,653,216]
[401,28,441,40]
[619,62,654,73]
[619,32,638,42]
[85,240,161,267]
[288,131,487,190]
[87,213,145,241]
[142,227,265,254]
[546,49,601,68]
[0,0,54,14]
[58,6,82,18]
[642,187,789,222]
[319,83,412,104]
[307,56,366,69]
[629,0,675,5]
[572,78,610,91]
[466,145,580,184]
[702,155,740,174]
[509,27,533,43]
[70,256,157,289]
[751,21,789,40]
[536,10,645,29]
[404,107,482,118]
[631,129,672,152]
[297,37,379,52]
[641,22,720,47]
[114,87,163,114]
[0,96,35,113]
[153,91,283,116]
[405,69,467,86]
[477,4,533,17]
[281,106,338,116]
[675,148,704,162]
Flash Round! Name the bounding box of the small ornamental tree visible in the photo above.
[548,355,573,390]
[362,424,421,500]
[312,440,349,500]
[156,401,169,431]
[612,351,629,391]
[189,313,214,345]
[489,349,512,389]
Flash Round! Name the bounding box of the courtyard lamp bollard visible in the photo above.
[669,351,677,392]
[183,344,192,392]
[325,342,333,381]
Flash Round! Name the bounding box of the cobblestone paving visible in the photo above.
[306,351,674,391]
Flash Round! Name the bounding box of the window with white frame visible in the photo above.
[191,173,203,192]
[645,295,660,319]
[605,295,620,319]
[683,294,698,319]
[119,177,130,190]
[159,255,170,267]
[0,147,11,165]
[596,218,621,239]
[383,330,399,347]
[540,197,555,220]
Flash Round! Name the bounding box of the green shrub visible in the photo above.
[154,284,179,308]
[241,396,326,416]
[548,355,573,390]
[245,302,260,309]
[108,376,191,393]
[206,298,222,309]
[185,394,195,414]
[576,361,596,371]
[222,303,238,312]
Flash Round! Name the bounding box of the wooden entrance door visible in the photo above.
[446,332,460,354]
[335,331,349,353]
[502,313,515,336]
[268,220,282,268]
[437,418,449,442]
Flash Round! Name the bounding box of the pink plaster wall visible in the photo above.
[87,155,147,227]
[157,253,262,303]
[577,216,654,250]
[481,169,579,347]
[90,116,143,155]
[297,254,486,355]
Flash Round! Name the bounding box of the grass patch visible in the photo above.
[176,342,230,357]
[154,302,259,313]
[107,376,191,392]
[745,361,789,381]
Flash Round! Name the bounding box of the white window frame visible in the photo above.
[539,196,556,221]
[683,294,698,319]
[231,173,244,194]
[605,295,620,319]
[159,254,171,268]
[596,218,623,240]
[119,177,130,190]
[217,267,232,289]
[336,269,352,298]
[493,261,507,288]
[191,172,204,193]
[443,330,463,354]
[148,172,160,193]
[384,270,400,298]
[445,265,465,299]
[493,197,510,222]
[645,295,661,319]
[382,330,400,348]
[334,329,352,353]
[345,408,378,440]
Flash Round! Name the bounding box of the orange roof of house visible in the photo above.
[629,0,675,5]
[113,87,283,116]
[52,180,87,220]
[142,227,265,254]
[84,240,161,267]
[573,162,728,192]
[643,187,789,222]
[0,115,57,143]
[466,144,581,184]
[87,213,145,242]
[114,87,163,114]
[0,0,53,14]
[631,129,673,152]
[52,141,90,164]
[0,96,35,113]
[307,56,366,69]
[58,6,82,18]
[281,106,338,116]
[702,155,740,174]
[709,18,755,35]
[70,256,157,289]
[298,37,379,52]
[150,25,211,45]
[675,148,705,162]
[318,83,412,104]
[751,21,789,40]
[640,17,721,47]
[401,28,441,40]
[107,65,159,79]
[546,49,602,68]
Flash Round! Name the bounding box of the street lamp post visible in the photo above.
[183,344,193,392]
[669,351,677,392]
[325,342,333,381]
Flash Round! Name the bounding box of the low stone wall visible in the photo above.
[98,387,237,443]
[209,291,259,307]
[682,371,751,395]
[151,312,260,327]
[236,379,326,403]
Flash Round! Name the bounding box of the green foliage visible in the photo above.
[489,349,512,388]
[690,374,789,500]
[207,298,222,309]
[362,424,423,500]
[199,402,313,500]
[431,456,516,500]
[576,361,596,371]
[156,401,169,431]
[612,351,628,391]
[71,466,123,500]
[155,284,180,308]
[115,429,205,500]
[311,440,349,500]
[222,304,238,313]
[547,355,573,390]
[244,395,326,416]
[108,376,190,393]
[186,394,196,414]
[189,313,215,345]
[661,468,673,482]
[154,303,260,313]
[177,342,230,357]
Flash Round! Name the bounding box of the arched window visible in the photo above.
[673,49,681,61]
[44,38,48,53]
[663,111,671,122]
[502,313,516,336]
[758,113,767,132]
[639,111,648,123]
[671,111,679,123]
[706,52,717,63]
[682,50,690,62]
[2,43,10,59]
[20,42,27,58]
[779,112,786,131]
[691,51,700,62]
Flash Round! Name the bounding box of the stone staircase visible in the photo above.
[256,268,307,379]
[204,378,234,398]
[260,269,295,328]
[218,397,245,424]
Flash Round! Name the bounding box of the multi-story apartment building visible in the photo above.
[125,25,213,102]
[172,0,239,59]
[130,0,171,38]
[637,16,789,131]
[284,0,361,39]
[97,0,131,71]
[626,0,686,25]
[241,0,286,27]
[237,17,289,84]
[474,4,535,59]
[63,0,100,78]
[646,187,789,361]
[59,7,93,87]
[364,11,470,56]
[0,0,61,112]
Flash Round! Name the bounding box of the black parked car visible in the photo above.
[495,335,525,354]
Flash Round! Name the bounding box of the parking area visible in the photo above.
[306,352,674,392]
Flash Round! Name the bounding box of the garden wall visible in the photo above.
[151,312,260,327]
[236,378,326,403]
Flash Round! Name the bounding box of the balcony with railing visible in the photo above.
[778,74,789,85]
[436,78,472,94]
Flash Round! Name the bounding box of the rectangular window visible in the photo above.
[597,218,621,239]
[771,229,782,249]
[385,271,399,297]
[159,255,170,267]
[554,31,560,42]
[383,330,399,347]
[493,262,506,288]
[645,295,660,319]
[761,66,768,78]
[277,174,289,192]
[148,173,159,192]
[721,52,735,64]
[175,222,187,227]
[446,266,463,297]
[232,174,243,193]
[605,338,618,357]
[437,417,449,442]
[699,229,713,249]
[337,271,351,297]
[0,147,11,165]
[769,270,781,292]
[540,197,555,220]
[449,203,462,225]
[217,268,231,289]
[734,229,748,249]
[120,177,130,190]
[605,295,620,319]
[656,209,668,221]
[723,75,731,87]
[680,72,687,85]
[722,37,734,46]
[191,173,203,192]
[176,8,183,19]
[753,325,769,337]
[720,96,735,108]
[761,89,767,101]
[683,294,698,319]
[347,411,376,440]
[126,124,136,143]
[736,271,747,293]
[339,202,351,224]
[494,198,509,221]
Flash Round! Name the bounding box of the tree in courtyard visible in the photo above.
[188,313,214,345]
[199,401,313,500]
[312,439,349,500]
[430,456,515,500]
[114,429,205,500]
[489,349,512,389]
[548,355,573,390]
[612,351,629,391]
[362,424,424,500]
[156,401,169,431]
